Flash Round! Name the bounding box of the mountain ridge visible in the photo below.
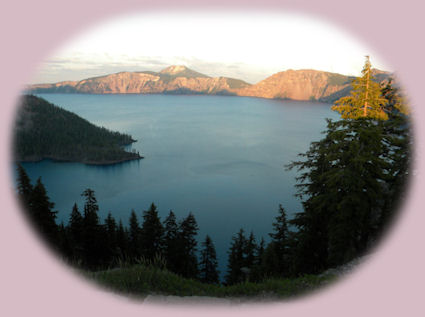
[28,66,391,102]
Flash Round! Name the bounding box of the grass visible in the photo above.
[85,264,337,301]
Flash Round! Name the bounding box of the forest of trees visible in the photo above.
[14,95,142,164]
[16,165,212,279]
[14,57,410,288]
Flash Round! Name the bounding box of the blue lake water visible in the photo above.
[18,93,339,277]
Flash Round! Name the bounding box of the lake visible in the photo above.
[18,93,339,278]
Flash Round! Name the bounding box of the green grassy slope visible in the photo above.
[87,264,336,300]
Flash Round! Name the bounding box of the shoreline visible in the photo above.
[29,91,334,104]
[15,154,144,166]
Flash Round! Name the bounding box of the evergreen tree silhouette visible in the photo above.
[16,163,32,209]
[269,204,290,276]
[244,231,257,269]
[199,235,219,284]
[29,177,58,247]
[249,237,266,282]
[256,237,266,265]
[116,219,129,260]
[261,241,281,277]
[81,188,102,269]
[105,212,119,263]
[140,203,164,261]
[68,203,84,260]
[225,228,247,285]
[176,212,199,278]
[128,209,141,260]
[163,210,179,272]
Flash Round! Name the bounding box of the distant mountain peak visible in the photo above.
[159,65,210,78]
[160,65,189,75]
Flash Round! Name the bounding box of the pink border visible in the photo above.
[1,1,424,316]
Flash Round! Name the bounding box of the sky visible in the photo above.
[31,11,391,84]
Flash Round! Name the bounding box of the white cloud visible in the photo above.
[32,11,391,84]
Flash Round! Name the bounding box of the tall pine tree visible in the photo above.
[199,235,219,284]
[16,163,32,209]
[332,56,388,120]
[68,203,84,260]
[105,212,119,263]
[163,210,179,272]
[377,79,411,233]
[81,188,103,269]
[225,228,247,285]
[128,209,141,260]
[289,119,390,269]
[116,219,129,260]
[287,58,410,272]
[269,204,290,276]
[29,177,58,247]
[244,231,257,271]
[176,212,199,279]
[140,203,164,261]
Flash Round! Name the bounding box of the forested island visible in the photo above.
[14,57,411,299]
[14,95,143,165]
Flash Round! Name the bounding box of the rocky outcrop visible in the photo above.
[236,69,354,102]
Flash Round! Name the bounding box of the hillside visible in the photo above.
[236,69,352,101]
[236,68,391,102]
[14,95,143,165]
[28,66,391,102]
[29,66,252,96]
[88,264,337,300]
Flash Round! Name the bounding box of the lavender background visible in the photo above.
[1,1,424,316]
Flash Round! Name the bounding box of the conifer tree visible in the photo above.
[163,210,179,272]
[30,177,58,246]
[288,119,390,269]
[105,212,117,240]
[378,80,411,231]
[256,237,266,263]
[176,212,199,278]
[381,78,409,115]
[261,241,281,277]
[128,209,141,260]
[225,228,247,285]
[81,188,102,269]
[68,203,84,259]
[199,235,219,284]
[249,237,266,282]
[140,203,164,261]
[269,204,290,276]
[57,222,73,259]
[105,212,118,261]
[16,163,33,208]
[116,219,129,260]
[82,188,99,225]
[286,59,410,272]
[244,231,257,269]
[332,56,388,120]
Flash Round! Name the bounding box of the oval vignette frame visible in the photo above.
[0,1,424,317]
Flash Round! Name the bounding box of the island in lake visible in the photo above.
[14,95,143,165]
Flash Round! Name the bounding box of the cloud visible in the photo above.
[31,55,276,84]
